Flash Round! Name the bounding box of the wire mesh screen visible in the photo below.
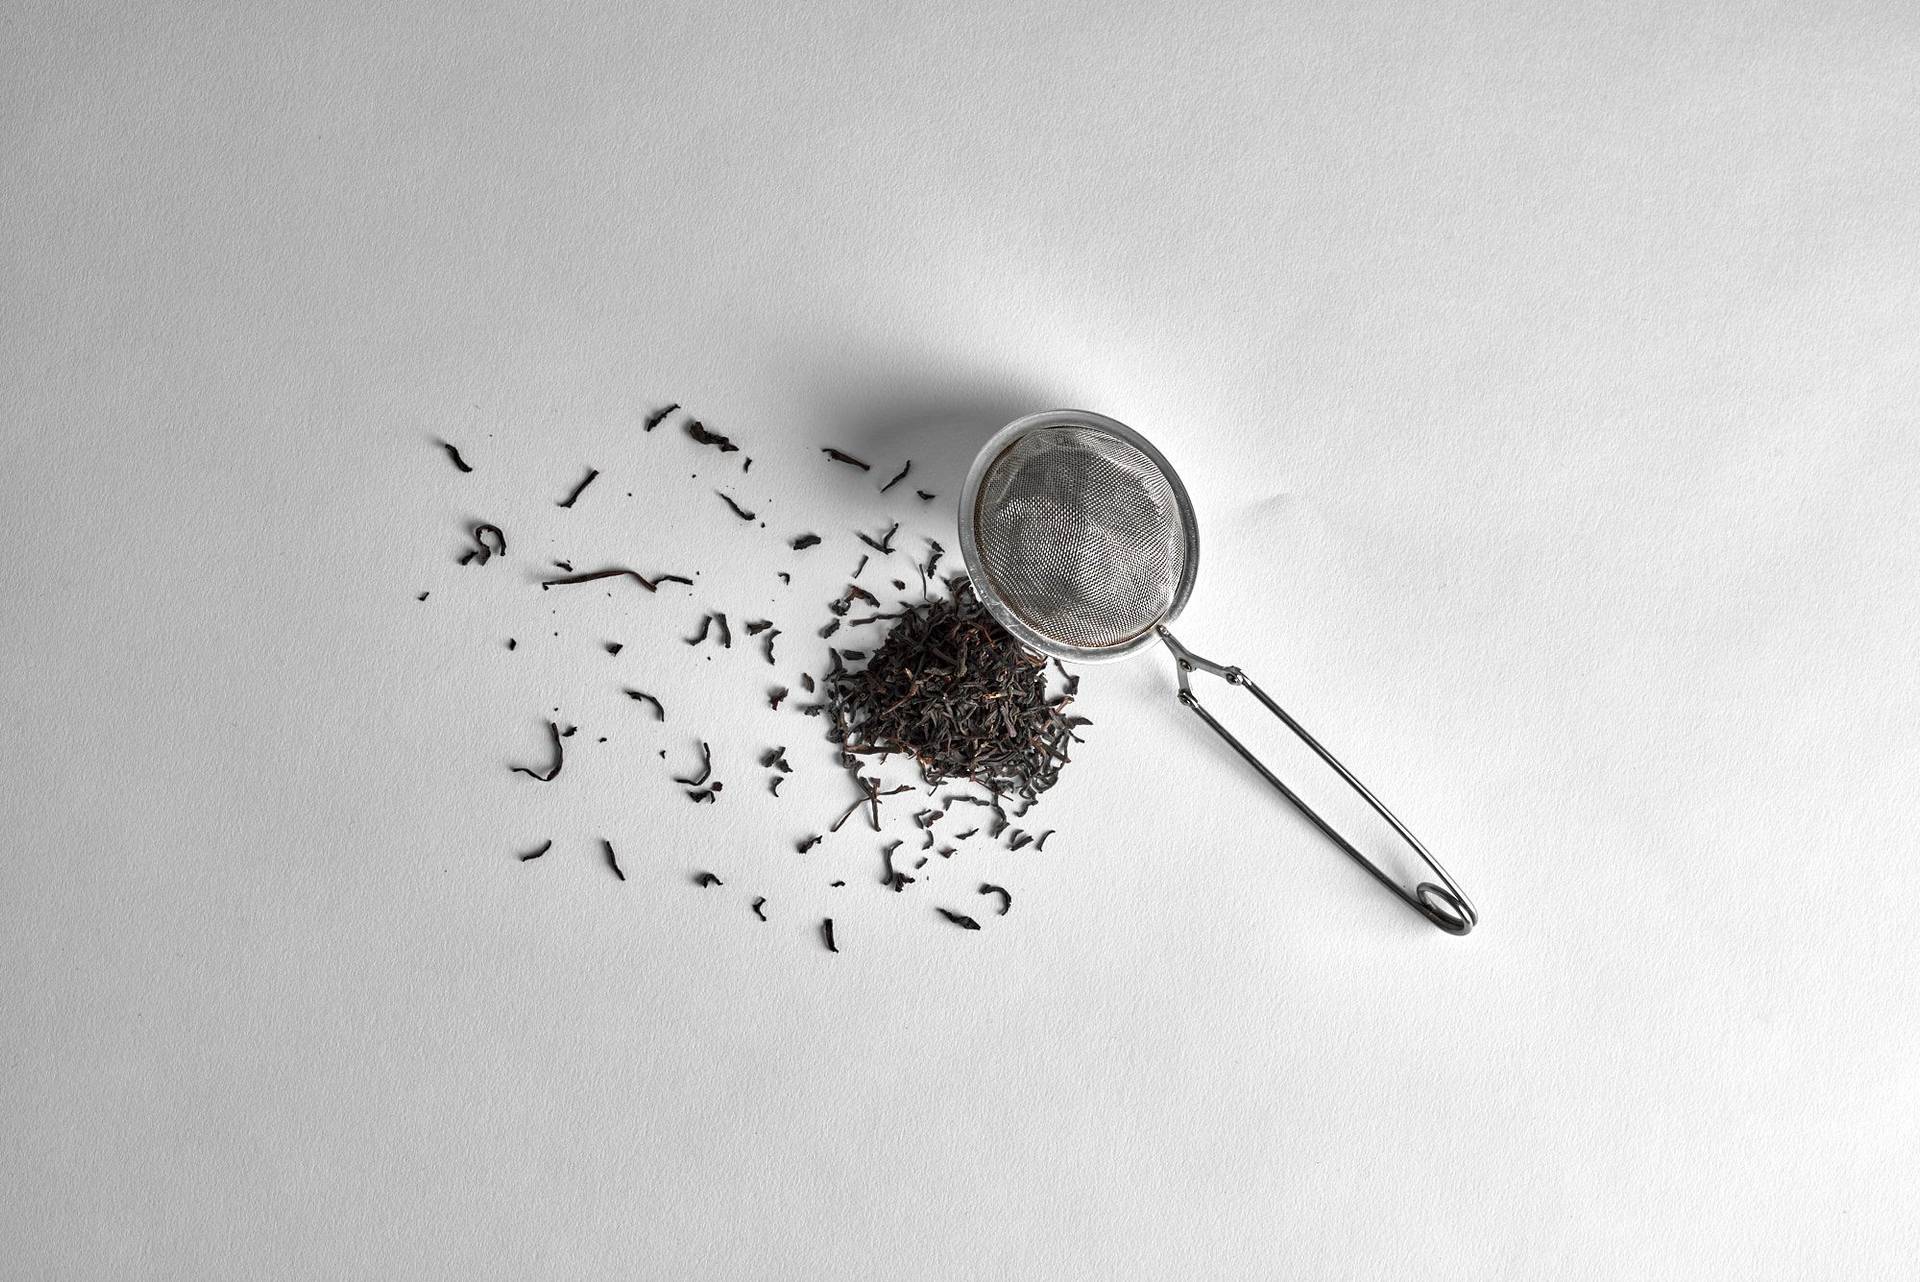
[970,426,1187,652]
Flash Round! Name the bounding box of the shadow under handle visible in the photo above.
[1157,627,1478,936]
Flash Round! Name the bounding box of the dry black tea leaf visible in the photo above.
[673,741,713,786]
[744,619,774,636]
[820,577,1080,801]
[1034,829,1055,851]
[604,641,623,655]
[857,522,899,554]
[438,439,474,472]
[601,839,625,881]
[517,839,552,862]
[557,467,600,508]
[797,835,822,853]
[881,839,910,891]
[790,533,822,550]
[821,918,838,952]
[718,492,756,521]
[822,447,870,471]
[751,897,767,921]
[915,490,935,502]
[713,613,732,648]
[686,788,717,803]
[761,628,779,665]
[936,908,982,930]
[694,871,723,887]
[768,686,788,711]
[463,523,507,565]
[416,591,429,601]
[978,884,1011,915]
[879,460,911,493]
[541,567,692,593]
[684,615,712,645]
[509,720,565,781]
[686,420,739,452]
[624,689,665,720]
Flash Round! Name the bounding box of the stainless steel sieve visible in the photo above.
[958,409,1478,934]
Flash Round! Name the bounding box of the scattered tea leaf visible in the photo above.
[517,839,552,862]
[822,448,870,471]
[673,741,713,786]
[718,492,756,521]
[624,689,665,720]
[509,720,564,781]
[463,523,507,565]
[879,460,911,493]
[541,567,692,592]
[687,420,739,452]
[936,908,982,931]
[601,839,625,881]
[857,522,900,554]
[438,440,474,472]
[557,467,600,508]
[790,533,822,550]
[978,884,1011,915]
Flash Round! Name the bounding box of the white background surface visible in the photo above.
[4,2,1917,1277]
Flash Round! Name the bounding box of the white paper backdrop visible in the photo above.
[4,2,1917,1277]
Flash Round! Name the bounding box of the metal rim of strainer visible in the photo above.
[958,409,1201,664]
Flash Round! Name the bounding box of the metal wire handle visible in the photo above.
[1157,627,1478,935]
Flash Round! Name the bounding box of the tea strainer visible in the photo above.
[958,409,1478,934]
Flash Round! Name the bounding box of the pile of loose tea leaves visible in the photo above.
[822,575,1083,803]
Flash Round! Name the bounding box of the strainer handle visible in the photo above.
[1157,627,1478,935]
